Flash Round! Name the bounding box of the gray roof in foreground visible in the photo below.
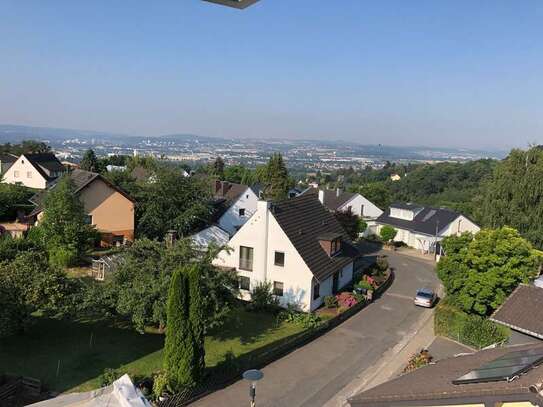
[349,343,543,407]
[491,284,543,339]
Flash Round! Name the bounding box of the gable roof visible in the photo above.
[210,181,261,222]
[0,153,17,163]
[213,180,249,201]
[490,284,543,339]
[302,188,357,211]
[375,204,462,236]
[271,194,360,281]
[23,153,65,180]
[349,343,543,407]
[29,169,134,216]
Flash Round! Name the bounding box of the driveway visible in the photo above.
[192,245,440,407]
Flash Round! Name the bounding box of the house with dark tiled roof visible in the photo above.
[349,343,543,407]
[301,187,383,219]
[213,194,361,311]
[29,169,135,247]
[491,284,543,345]
[212,180,261,234]
[2,153,65,189]
[191,180,262,248]
[370,202,480,253]
[0,153,17,177]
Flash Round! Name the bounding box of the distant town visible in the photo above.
[0,124,506,172]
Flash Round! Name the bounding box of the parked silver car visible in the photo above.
[414,288,437,308]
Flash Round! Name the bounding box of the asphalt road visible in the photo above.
[192,246,439,407]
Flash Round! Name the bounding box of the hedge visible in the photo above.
[434,302,510,349]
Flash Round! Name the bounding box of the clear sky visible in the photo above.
[1,0,542,149]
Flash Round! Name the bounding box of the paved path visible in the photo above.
[192,247,439,407]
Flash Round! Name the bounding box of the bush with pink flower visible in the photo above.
[335,292,358,309]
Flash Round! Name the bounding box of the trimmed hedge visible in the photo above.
[434,302,510,349]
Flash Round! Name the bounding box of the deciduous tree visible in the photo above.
[80,149,100,172]
[380,225,397,244]
[437,227,541,316]
[38,176,98,267]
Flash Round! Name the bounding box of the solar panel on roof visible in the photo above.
[452,348,543,385]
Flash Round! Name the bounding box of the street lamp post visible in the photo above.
[243,369,263,407]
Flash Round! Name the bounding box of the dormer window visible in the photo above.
[318,232,343,257]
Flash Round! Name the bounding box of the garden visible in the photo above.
[0,305,305,394]
[316,255,392,318]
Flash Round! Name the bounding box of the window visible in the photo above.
[360,204,365,216]
[331,239,341,255]
[274,251,285,267]
[14,170,19,178]
[27,171,32,178]
[84,215,93,225]
[239,276,250,291]
[313,283,320,300]
[239,208,245,217]
[239,246,254,271]
[273,281,284,296]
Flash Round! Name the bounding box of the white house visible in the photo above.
[212,180,261,235]
[213,194,360,312]
[371,202,480,253]
[302,188,383,219]
[191,181,261,248]
[2,153,65,189]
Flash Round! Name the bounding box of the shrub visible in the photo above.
[279,308,322,329]
[355,280,374,291]
[152,371,170,396]
[248,281,279,312]
[48,246,79,268]
[434,301,510,349]
[403,350,433,373]
[380,226,397,244]
[99,368,122,387]
[376,255,388,272]
[335,292,358,309]
[0,278,27,338]
[324,295,338,308]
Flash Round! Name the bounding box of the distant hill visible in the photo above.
[0,123,507,160]
[0,124,223,145]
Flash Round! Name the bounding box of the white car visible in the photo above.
[414,288,437,308]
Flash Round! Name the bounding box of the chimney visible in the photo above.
[336,187,342,197]
[318,190,325,205]
[221,181,231,196]
[257,199,271,213]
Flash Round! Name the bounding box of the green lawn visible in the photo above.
[0,308,304,393]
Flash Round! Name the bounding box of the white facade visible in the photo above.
[339,194,383,219]
[218,187,259,235]
[214,200,353,312]
[2,155,58,189]
[375,214,480,253]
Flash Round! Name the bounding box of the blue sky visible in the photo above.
[0,0,542,149]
